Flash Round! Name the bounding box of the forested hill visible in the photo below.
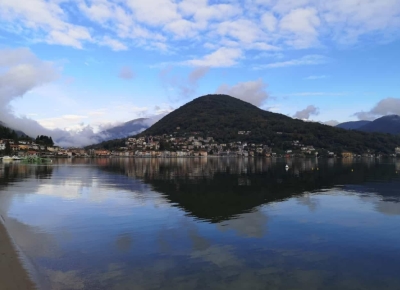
[0,123,19,140]
[336,115,400,135]
[140,94,400,154]
[357,115,400,135]
[0,122,29,139]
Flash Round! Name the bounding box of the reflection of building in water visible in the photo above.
[341,158,354,166]
[396,161,400,171]
[238,177,251,186]
[98,157,330,182]
[0,163,54,181]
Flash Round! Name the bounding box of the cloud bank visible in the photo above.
[0,48,160,147]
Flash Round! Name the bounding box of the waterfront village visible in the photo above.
[1,133,400,159]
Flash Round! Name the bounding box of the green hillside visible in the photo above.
[140,94,400,154]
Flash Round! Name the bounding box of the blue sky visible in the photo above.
[1,0,400,144]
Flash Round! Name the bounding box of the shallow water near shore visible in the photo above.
[1,157,400,290]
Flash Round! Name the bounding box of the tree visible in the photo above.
[4,141,12,156]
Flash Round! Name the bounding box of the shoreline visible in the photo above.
[0,216,37,290]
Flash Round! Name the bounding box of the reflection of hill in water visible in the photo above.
[97,158,400,222]
[2,158,399,222]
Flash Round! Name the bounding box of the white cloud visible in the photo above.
[37,115,88,130]
[216,79,269,107]
[0,0,93,49]
[279,7,320,48]
[164,19,199,38]
[217,19,267,44]
[272,0,314,14]
[77,0,115,24]
[261,12,278,31]
[1,0,399,57]
[185,47,242,67]
[125,0,180,26]
[293,105,319,119]
[0,48,59,107]
[321,0,400,45]
[255,54,328,69]
[100,36,128,51]
[354,98,400,120]
[324,120,340,126]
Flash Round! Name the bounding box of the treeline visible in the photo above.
[1,124,55,150]
[36,135,54,146]
[0,125,19,140]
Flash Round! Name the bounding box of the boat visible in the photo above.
[1,156,13,161]
[12,155,22,160]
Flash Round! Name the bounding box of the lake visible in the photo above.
[1,157,400,290]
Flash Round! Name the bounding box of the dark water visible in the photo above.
[1,157,400,290]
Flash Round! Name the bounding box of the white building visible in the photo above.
[0,143,5,150]
[396,147,400,155]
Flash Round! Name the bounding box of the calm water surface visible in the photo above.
[1,158,400,290]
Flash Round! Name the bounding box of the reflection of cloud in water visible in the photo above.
[360,195,400,216]
[191,245,241,268]
[217,210,268,238]
[45,269,84,290]
[115,234,133,253]
[188,228,210,251]
[297,194,320,212]
[375,201,400,216]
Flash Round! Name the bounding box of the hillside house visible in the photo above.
[94,150,111,156]
[11,145,19,151]
[342,152,354,158]
[19,144,30,150]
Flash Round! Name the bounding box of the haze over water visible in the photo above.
[1,158,400,290]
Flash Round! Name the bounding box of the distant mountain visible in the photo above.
[336,120,371,130]
[358,115,400,135]
[85,118,151,148]
[97,118,149,141]
[137,94,400,154]
[336,115,400,135]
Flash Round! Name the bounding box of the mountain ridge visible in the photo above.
[336,120,371,130]
[97,118,149,141]
[358,115,400,135]
[137,94,400,154]
[336,115,400,135]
